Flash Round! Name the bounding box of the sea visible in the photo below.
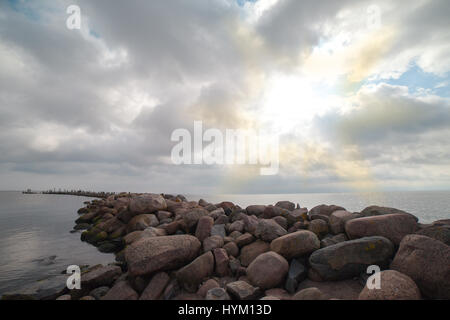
[0,190,448,295]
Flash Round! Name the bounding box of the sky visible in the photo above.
[0,0,449,194]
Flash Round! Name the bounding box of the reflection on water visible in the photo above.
[0,192,114,295]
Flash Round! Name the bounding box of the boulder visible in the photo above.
[240,240,270,267]
[235,233,255,247]
[213,248,230,277]
[329,210,359,234]
[261,206,288,219]
[292,287,324,300]
[360,206,418,222]
[285,259,307,294]
[308,219,329,239]
[125,235,201,276]
[186,208,209,228]
[247,252,289,289]
[320,233,348,248]
[126,214,159,233]
[255,219,287,242]
[297,279,363,300]
[415,225,450,245]
[211,224,226,238]
[226,281,261,300]
[309,205,345,217]
[272,216,288,230]
[242,214,259,234]
[390,234,450,299]
[345,214,418,245]
[129,194,167,215]
[223,242,239,257]
[197,279,220,297]
[246,205,267,216]
[285,208,308,225]
[275,201,296,211]
[203,235,224,252]
[229,220,245,233]
[195,216,214,241]
[89,286,110,300]
[309,236,395,281]
[270,230,320,259]
[81,265,122,289]
[176,252,215,293]
[101,281,138,300]
[139,272,170,300]
[206,288,231,300]
[358,270,421,300]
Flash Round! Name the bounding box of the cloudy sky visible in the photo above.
[0,0,449,194]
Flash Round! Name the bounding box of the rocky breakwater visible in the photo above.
[3,195,449,301]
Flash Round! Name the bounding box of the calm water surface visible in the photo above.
[0,192,114,295]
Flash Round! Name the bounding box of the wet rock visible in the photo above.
[271,230,320,259]
[2,275,68,300]
[359,270,421,300]
[309,236,395,281]
[125,235,201,277]
[390,234,450,299]
[247,252,289,289]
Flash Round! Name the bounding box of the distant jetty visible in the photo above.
[21,188,115,199]
[42,190,115,199]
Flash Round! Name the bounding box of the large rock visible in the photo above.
[226,281,261,300]
[247,252,289,289]
[345,214,418,245]
[297,279,363,300]
[126,214,159,233]
[101,281,138,300]
[307,219,329,239]
[285,259,307,294]
[390,234,450,299]
[81,265,122,289]
[292,287,324,300]
[309,236,395,281]
[203,235,224,252]
[360,206,418,222]
[246,205,267,216]
[329,210,359,235]
[139,272,170,300]
[129,194,167,215]
[275,201,296,211]
[125,235,201,276]
[270,231,320,259]
[415,225,450,245]
[213,248,230,277]
[240,240,270,267]
[285,208,308,225]
[261,205,288,219]
[309,205,345,217]
[183,208,209,232]
[255,219,287,242]
[358,270,421,300]
[195,216,214,241]
[176,252,214,292]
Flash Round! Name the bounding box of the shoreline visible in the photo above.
[2,192,449,300]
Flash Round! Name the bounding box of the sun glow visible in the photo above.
[258,74,338,134]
